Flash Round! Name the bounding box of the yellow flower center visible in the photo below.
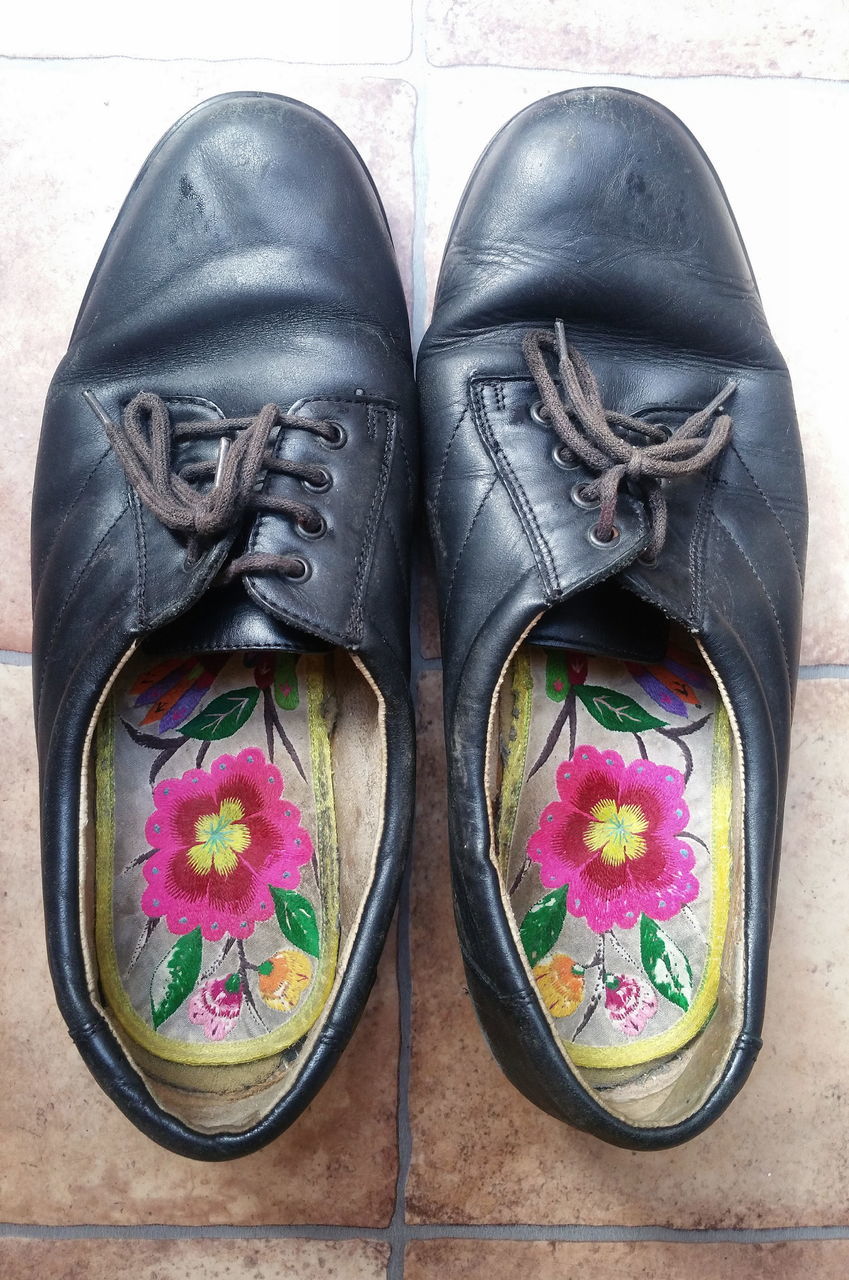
[584,798,648,866]
[188,798,249,877]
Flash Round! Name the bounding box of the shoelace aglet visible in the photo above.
[554,318,569,364]
[82,389,119,432]
[709,378,739,417]
[214,435,231,488]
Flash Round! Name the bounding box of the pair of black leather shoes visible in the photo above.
[33,88,805,1159]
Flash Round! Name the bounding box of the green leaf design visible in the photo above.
[545,651,571,703]
[270,886,320,957]
[575,684,667,732]
[274,654,300,711]
[640,915,693,1010]
[150,927,202,1029]
[519,886,567,967]
[181,686,260,740]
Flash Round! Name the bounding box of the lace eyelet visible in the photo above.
[530,400,550,425]
[638,550,658,569]
[551,443,576,470]
[296,513,327,541]
[301,468,333,494]
[284,557,312,581]
[570,481,600,510]
[320,421,347,450]
[588,523,620,548]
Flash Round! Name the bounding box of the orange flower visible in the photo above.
[258,948,313,1012]
[532,953,585,1017]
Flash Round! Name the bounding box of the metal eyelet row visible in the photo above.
[283,420,348,580]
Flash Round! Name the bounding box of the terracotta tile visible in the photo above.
[2,60,415,652]
[5,1,412,62]
[422,74,849,665]
[425,0,849,78]
[409,674,849,1226]
[0,1238,388,1280]
[407,1240,849,1280]
[0,661,399,1225]
[417,543,441,661]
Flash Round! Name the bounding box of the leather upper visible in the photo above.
[418,87,806,1148]
[32,93,417,1158]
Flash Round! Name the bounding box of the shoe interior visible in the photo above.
[81,644,384,1133]
[489,611,746,1129]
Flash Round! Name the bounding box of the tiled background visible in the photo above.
[2,2,848,1277]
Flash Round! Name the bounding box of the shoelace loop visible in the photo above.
[84,389,341,582]
[522,321,738,561]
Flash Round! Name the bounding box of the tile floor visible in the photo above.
[2,2,848,1276]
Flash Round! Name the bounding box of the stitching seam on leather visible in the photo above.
[348,406,396,640]
[729,443,805,582]
[442,477,497,620]
[364,608,404,668]
[382,508,409,588]
[37,603,128,765]
[34,499,129,716]
[430,404,469,509]
[471,379,559,593]
[130,490,147,629]
[394,425,415,498]
[35,442,111,578]
[689,466,719,626]
[714,514,793,688]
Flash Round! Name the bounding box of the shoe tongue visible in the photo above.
[143,582,330,658]
[527,579,669,664]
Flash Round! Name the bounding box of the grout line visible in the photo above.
[405,1223,849,1243]
[422,62,849,87]
[4,1222,849,1244]
[0,1223,389,1241]
[1,54,847,91]
[0,53,414,70]
[409,71,431,348]
[0,650,32,666]
[386,847,415,1279]
[798,664,849,679]
[387,531,420,1280]
[385,2,435,1265]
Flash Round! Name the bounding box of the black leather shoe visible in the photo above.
[32,93,416,1159]
[418,87,806,1148]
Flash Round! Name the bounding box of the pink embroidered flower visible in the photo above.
[604,973,658,1037]
[188,976,243,1040]
[142,747,312,941]
[527,745,698,933]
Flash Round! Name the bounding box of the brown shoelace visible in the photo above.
[522,321,738,562]
[84,389,342,582]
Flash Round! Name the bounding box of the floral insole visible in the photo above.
[496,639,733,1071]
[94,650,339,1067]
